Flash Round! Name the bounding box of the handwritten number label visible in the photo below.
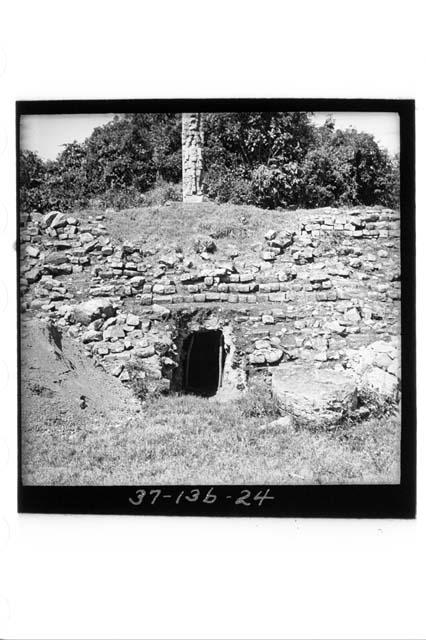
[149,489,162,504]
[129,489,146,506]
[185,489,200,502]
[235,489,251,506]
[203,488,217,504]
[129,488,274,507]
[235,489,274,506]
[253,489,274,506]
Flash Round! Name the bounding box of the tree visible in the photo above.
[19,150,47,211]
[45,141,90,210]
[204,111,314,170]
[18,111,399,212]
[203,112,314,207]
[300,119,400,208]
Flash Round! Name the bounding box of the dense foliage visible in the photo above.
[299,118,400,208]
[19,112,399,212]
[203,114,399,208]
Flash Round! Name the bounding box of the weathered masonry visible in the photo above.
[20,206,402,407]
[182,113,204,203]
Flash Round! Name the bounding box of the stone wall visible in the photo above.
[182,113,204,202]
[300,208,400,239]
[20,205,401,405]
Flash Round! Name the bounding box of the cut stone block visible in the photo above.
[272,363,357,427]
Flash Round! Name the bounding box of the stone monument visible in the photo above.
[182,113,204,203]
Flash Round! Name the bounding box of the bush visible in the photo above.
[238,377,282,419]
[19,114,183,213]
[299,123,399,208]
[205,165,253,204]
[126,361,149,401]
[19,146,91,213]
[300,146,358,207]
[85,113,182,193]
[130,376,149,402]
[19,150,48,212]
[374,154,400,208]
[19,112,400,213]
[96,186,146,210]
[143,180,182,206]
[204,112,314,171]
[192,235,216,254]
[250,162,301,209]
[204,112,313,208]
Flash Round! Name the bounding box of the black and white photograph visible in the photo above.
[17,100,415,515]
[2,2,425,638]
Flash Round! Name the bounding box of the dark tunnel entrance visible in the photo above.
[182,330,226,397]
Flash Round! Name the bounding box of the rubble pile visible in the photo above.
[20,205,401,404]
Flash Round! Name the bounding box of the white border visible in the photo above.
[0,1,424,638]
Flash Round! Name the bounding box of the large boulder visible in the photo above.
[74,298,115,326]
[345,340,400,400]
[25,267,42,284]
[49,212,67,229]
[271,363,357,428]
[44,263,73,276]
[103,325,125,341]
[44,210,61,227]
[81,329,103,344]
[265,348,283,364]
[151,304,170,319]
[44,251,69,266]
[26,245,40,258]
[362,366,399,400]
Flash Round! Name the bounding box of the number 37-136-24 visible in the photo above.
[129,488,274,507]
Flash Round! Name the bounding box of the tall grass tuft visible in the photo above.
[238,377,282,419]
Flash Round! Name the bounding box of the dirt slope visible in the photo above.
[21,318,140,484]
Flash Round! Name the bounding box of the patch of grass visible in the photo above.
[237,376,281,419]
[335,415,401,476]
[315,231,347,256]
[142,181,182,207]
[22,387,401,486]
[197,219,241,240]
[76,201,308,261]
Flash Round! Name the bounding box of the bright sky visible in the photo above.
[311,112,400,155]
[20,111,400,160]
[20,114,115,161]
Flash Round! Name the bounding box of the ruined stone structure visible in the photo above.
[182,113,204,202]
[20,204,402,420]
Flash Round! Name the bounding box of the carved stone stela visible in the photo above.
[182,113,204,203]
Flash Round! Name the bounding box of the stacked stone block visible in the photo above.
[20,205,401,400]
[300,208,400,239]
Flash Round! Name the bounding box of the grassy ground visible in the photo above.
[21,319,400,485]
[22,387,400,486]
[78,201,313,260]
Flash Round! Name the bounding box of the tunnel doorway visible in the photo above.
[183,330,226,397]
